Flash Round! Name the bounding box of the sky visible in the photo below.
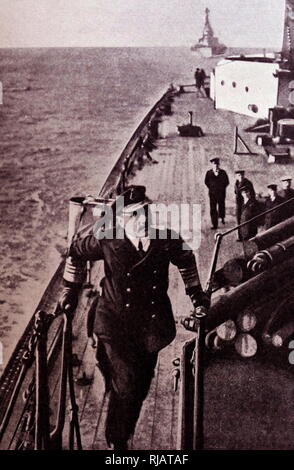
[0,0,287,48]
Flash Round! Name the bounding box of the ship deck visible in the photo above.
[1,88,293,451]
[65,91,293,450]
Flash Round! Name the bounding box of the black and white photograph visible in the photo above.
[0,0,293,454]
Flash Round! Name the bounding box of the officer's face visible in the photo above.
[268,188,276,199]
[236,173,244,182]
[121,205,150,237]
[212,162,219,171]
[282,180,291,190]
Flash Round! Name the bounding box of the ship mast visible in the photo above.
[282,0,294,67]
[199,7,214,45]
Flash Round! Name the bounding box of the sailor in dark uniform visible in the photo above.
[239,186,260,241]
[234,171,255,224]
[234,170,255,241]
[264,184,285,230]
[278,176,294,220]
[59,185,208,450]
[205,158,230,229]
[194,68,206,98]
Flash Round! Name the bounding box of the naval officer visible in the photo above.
[234,170,255,241]
[239,186,261,241]
[59,185,208,450]
[234,171,255,224]
[205,158,230,229]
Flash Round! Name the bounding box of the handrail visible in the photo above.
[205,196,294,293]
[35,311,50,450]
[47,308,82,450]
[191,196,294,452]
[0,310,54,444]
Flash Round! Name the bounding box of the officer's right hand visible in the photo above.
[59,287,79,313]
[181,314,199,332]
[187,286,211,310]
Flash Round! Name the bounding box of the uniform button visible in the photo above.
[153,270,157,274]
[151,314,156,319]
[151,301,155,305]
[125,304,130,308]
[126,288,131,293]
[152,286,157,290]
[126,272,131,277]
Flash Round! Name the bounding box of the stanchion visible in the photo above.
[192,307,207,451]
[49,306,83,450]
[35,311,50,450]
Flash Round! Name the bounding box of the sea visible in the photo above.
[0,46,205,373]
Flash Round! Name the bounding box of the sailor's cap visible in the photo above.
[235,170,245,174]
[281,176,292,182]
[267,184,278,191]
[210,158,220,164]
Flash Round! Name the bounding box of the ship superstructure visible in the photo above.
[212,0,294,118]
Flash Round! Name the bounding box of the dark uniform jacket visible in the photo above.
[278,188,294,220]
[264,196,285,230]
[239,198,260,240]
[205,169,229,197]
[64,228,200,353]
[235,178,255,205]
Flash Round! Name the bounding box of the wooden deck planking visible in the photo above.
[60,268,106,450]
[127,90,294,449]
[86,372,109,450]
[148,344,176,450]
[62,90,294,450]
[131,91,293,277]
[130,358,160,450]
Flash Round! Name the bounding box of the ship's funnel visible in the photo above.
[67,197,86,248]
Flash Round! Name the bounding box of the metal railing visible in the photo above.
[205,195,294,294]
[184,196,294,451]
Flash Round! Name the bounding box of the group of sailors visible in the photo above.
[205,157,294,241]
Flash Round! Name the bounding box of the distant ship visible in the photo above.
[191,7,227,57]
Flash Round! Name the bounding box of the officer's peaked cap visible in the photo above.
[210,158,220,164]
[281,176,292,181]
[267,184,278,191]
[116,185,152,214]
